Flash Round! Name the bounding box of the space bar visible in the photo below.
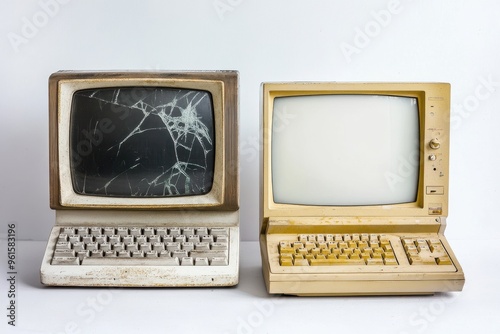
[81,257,180,266]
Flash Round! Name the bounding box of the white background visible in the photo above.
[1,0,499,333]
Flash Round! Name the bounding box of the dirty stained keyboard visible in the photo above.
[278,233,452,266]
[51,227,229,266]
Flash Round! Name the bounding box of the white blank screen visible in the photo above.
[271,95,420,206]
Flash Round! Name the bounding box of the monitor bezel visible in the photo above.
[50,71,238,211]
[261,82,450,223]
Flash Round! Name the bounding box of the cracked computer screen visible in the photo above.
[69,87,215,197]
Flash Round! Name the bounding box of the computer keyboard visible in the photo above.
[51,227,229,266]
[276,233,453,268]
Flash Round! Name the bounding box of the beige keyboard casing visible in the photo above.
[260,217,464,296]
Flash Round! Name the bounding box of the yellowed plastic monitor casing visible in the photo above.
[260,82,464,296]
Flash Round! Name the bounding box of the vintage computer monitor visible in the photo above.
[40,71,239,287]
[260,82,465,296]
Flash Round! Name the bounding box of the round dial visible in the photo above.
[429,138,441,149]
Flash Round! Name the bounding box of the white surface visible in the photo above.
[272,95,419,205]
[0,0,499,242]
[1,240,499,334]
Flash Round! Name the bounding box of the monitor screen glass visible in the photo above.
[70,87,215,197]
[271,94,419,206]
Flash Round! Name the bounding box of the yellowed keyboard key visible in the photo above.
[310,258,365,266]
[437,256,452,265]
[293,258,309,266]
[280,246,295,254]
[297,248,308,255]
[384,258,398,265]
[280,257,293,266]
[367,258,384,265]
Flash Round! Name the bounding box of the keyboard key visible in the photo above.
[90,227,102,236]
[136,236,147,244]
[117,227,129,236]
[211,257,228,266]
[145,251,158,258]
[196,227,208,235]
[162,235,174,243]
[81,235,94,243]
[159,250,170,257]
[143,227,155,236]
[293,258,309,266]
[156,227,168,236]
[211,242,228,250]
[96,235,109,243]
[310,258,365,266]
[183,227,195,235]
[62,227,75,234]
[118,250,130,257]
[169,227,181,236]
[367,258,384,265]
[112,242,125,252]
[280,257,293,266]
[153,242,165,252]
[77,227,89,235]
[73,243,85,252]
[189,250,227,260]
[148,235,161,243]
[187,234,200,242]
[100,243,111,252]
[122,235,134,244]
[54,249,75,257]
[69,235,81,243]
[104,250,117,257]
[195,242,210,250]
[210,227,228,236]
[56,241,71,250]
[107,235,119,243]
[175,235,187,243]
[129,227,141,236]
[181,257,194,266]
[166,242,181,251]
[81,257,180,266]
[437,256,452,265]
[76,250,90,260]
[125,243,138,252]
[52,257,79,265]
[131,251,144,258]
[201,235,214,243]
[103,227,115,235]
[91,250,103,257]
[195,257,209,266]
[172,250,188,258]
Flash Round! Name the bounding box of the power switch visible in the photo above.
[426,186,444,195]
